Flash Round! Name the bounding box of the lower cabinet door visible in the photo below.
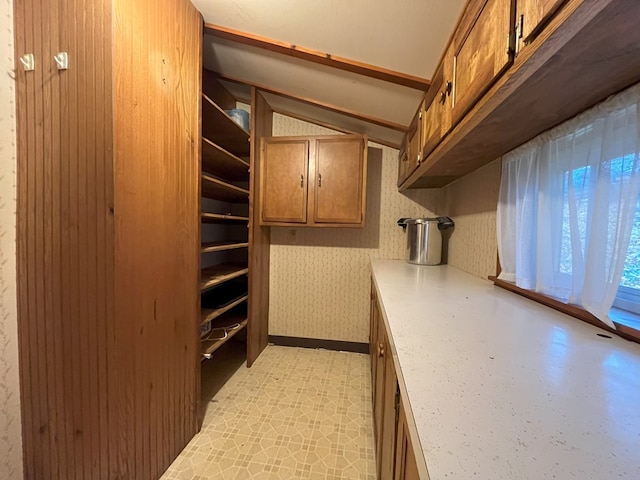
[395,397,420,480]
[373,314,386,449]
[379,334,398,480]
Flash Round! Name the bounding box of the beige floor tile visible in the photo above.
[162,345,376,479]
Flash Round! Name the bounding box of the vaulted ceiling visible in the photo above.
[192,0,467,148]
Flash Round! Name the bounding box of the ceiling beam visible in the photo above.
[271,108,401,150]
[204,23,431,91]
[217,73,409,133]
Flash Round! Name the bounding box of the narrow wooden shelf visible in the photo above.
[201,173,249,202]
[201,241,248,253]
[202,94,251,156]
[201,212,249,224]
[201,295,248,326]
[200,317,248,360]
[202,137,250,180]
[200,263,248,292]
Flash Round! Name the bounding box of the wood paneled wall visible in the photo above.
[15,0,202,477]
[247,89,273,366]
[113,0,202,477]
[15,0,115,478]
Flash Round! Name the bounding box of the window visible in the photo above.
[614,193,640,316]
[497,84,640,337]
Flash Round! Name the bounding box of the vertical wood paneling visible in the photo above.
[113,0,202,478]
[14,0,33,476]
[247,89,273,367]
[16,0,201,476]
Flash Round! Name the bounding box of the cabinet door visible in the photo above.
[402,109,423,184]
[397,148,410,187]
[517,0,567,49]
[260,138,309,223]
[373,313,386,448]
[312,136,366,224]
[395,397,421,480]
[451,0,514,125]
[370,283,379,389]
[379,333,398,480]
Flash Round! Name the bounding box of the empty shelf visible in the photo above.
[201,174,249,202]
[200,316,248,360]
[201,294,248,326]
[200,264,248,292]
[201,241,249,253]
[202,137,249,180]
[201,94,250,156]
[201,212,249,224]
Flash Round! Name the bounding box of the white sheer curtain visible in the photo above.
[497,84,640,328]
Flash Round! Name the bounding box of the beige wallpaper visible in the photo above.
[0,0,23,478]
[441,159,501,280]
[268,114,441,343]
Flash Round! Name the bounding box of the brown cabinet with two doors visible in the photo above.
[370,283,422,479]
[260,134,368,227]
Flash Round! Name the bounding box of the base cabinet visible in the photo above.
[395,398,421,480]
[370,281,422,479]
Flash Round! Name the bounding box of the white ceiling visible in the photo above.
[193,0,467,147]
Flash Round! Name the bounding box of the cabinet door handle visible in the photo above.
[300,174,303,188]
[318,173,322,187]
[378,342,385,358]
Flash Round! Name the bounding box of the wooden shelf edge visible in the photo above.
[201,295,248,326]
[202,93,250,137]
[200,265,249,292]
[201,174,250,195]
[202,136,250,176]
[201,241,249,253]
[201,213,249,223]
[200,318,248,360]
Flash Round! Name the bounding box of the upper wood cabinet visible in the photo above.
[400,0,640,189]
[516,0,568,52]
[260,135,367,227]
[421,47,455,160]
[398,107,424,186]
[260,138,309,224]
[451,0,515,125]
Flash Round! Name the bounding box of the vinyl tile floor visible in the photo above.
[161,343,377,480]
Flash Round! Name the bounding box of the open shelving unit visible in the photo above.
[196,69,272,427]
[199,83,251,367]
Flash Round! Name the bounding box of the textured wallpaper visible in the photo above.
[0,0,23,478]
[441,159,501,280]
[268,114,441,343]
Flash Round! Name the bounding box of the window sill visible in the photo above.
[489,277,640,345]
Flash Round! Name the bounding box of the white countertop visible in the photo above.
[371,259,640,480]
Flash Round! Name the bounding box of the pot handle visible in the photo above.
[397,218,409,232]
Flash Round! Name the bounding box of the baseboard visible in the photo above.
[268,335,369,354]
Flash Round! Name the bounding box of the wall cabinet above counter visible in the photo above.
[400,0,640,189]
[259,134,368,227]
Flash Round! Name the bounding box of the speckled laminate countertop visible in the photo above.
[370,259,640,480]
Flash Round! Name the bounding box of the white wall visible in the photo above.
[0,0,23,477]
